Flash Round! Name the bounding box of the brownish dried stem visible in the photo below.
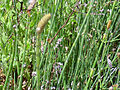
[4,33,14,46]
[20,2,23,12]
[49,11,74,43]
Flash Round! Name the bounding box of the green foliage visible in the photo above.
[0,0,120,90]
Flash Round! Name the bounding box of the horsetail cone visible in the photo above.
[27,0,36,11]
[36,13,51,34]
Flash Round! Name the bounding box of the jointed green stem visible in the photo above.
[58,0,95,85]
[18,28,28,90]
[36,35,40,90]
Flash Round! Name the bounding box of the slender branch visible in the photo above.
[49,11,75,43]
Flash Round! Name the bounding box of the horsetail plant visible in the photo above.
[4,0,19,89]
[36,13,51,89]
[58,0,95,87]
[85,0,118,89]
[18,19,29,90]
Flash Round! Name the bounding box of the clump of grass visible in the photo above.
[0,0,120,89]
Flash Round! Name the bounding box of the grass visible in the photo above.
[0,0,120,90]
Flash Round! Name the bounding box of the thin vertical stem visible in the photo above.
[18,20,28,90]
[36,34,40,90]
[58,0,95,85]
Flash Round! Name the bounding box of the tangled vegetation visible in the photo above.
[0,0,120,90]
